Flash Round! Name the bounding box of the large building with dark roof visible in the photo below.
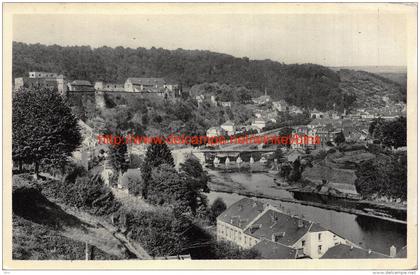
[217,198,360,259]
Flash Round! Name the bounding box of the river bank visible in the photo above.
[208,170,406,224]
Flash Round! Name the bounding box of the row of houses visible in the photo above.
[217,198,391,259]
[14,71,180,98]
[206,118,268,138]
[290,117,371,150]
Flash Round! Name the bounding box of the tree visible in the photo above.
[140,143,174,198]
[109,134,128,185]
[180,157,210,193]
[209,198,227,224]
[369,116,406,149]
[272,147,284,161]
[369,117,385,138]
[334,131,346,144]
[148,164,194,214]
[355,152,406,200]
[380,116,406,149]
[12,88,81,177]
[288,158,302,182]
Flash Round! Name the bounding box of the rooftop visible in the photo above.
[70,80,93,86]
[217,198,265,229]
[222,120,235,126]
[253,239,297,259]
[126,77,165,86]
[321,244,389,259]
[244,209,311,246]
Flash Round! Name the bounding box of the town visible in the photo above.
[12,64,407,261]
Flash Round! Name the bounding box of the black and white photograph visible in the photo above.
[3,2,417,270]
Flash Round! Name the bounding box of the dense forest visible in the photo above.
[13,42,355,111]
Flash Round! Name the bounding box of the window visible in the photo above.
[302,240,306,247]
[318,245,322,254]
[318,233,322,241]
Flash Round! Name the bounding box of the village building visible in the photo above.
[272,100,288,112]
[252,95,271,105]
[321,244,389,259]
[67,80,95,92]
[288,105,304,115]
[291,126,317,150]
[307,118,342,130]
[123,77,179,99]
[29,71,59,78]
[206,126,226,138]
[124,77,166,92]
[195,94,205,104]
[310,109,326,119]
[94,81,125,92]
[252,239,298,259]
[251,118,267,132]
[14,72,67,96]
[217,198,359,259]
[220,120,236,136]
[301,164,359,197]
[219,101,232,108]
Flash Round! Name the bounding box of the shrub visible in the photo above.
[62,164,88,184]
[209,198,227,224]
[42,174,121,216]
[116,207,192,257]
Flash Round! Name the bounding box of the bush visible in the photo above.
[209,198,227,224]
[42,174,121,216]
[202,240,261,259]
[115,207,192,257]
[62,164,88,184]
[127,176,143,196]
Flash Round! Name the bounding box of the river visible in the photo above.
[206,172,407,256]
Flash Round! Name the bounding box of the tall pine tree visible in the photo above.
[140,143,174,198]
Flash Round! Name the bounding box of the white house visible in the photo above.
[206,127,225,138]
[221,120,236,136]
[251,118,267,132]
[217,198,359,259]
[273,100,288,112]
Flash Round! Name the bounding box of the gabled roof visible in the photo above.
[222,120,235,126]
[253,239,297,259]
[71,80,92,86]
[321,244,389,259]
[126,77,165,86]
[217,198,265,229]
[253,118,266,123]
[309,223,327,233]
[396,246,407,258]
[244,209,311,246]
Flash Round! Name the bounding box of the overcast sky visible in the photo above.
[13,12,407,67]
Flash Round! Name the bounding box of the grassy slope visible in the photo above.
[12,174,124,260]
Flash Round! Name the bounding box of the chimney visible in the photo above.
[368,249,372,255]
[350,245,354,250]
[252,201,257,208]
[271,234,277,242]
[390,245,397,258]
[298,219,304,228]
